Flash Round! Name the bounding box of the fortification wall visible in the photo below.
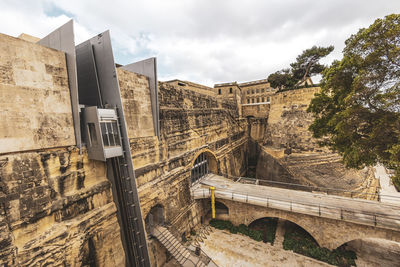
[117,68,155,138]
[0,34,75,154]
[242,103,270,119]
[264,87,322,152]
[120,80,248,266]
[0,35,124,266]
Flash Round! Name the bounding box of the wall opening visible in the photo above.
[145,204,165,234]
[191,152,209,184]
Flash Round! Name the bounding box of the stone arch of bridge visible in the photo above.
[189,148,218,174]
[332,231,400,250]
[215,198,323,247]
[211,198,400,250]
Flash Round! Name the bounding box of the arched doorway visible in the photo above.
[145,204,165,234]
[191,151,217,184]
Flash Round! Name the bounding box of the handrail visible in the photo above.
[192,186,400,231]
[152,226,198,266]
[219,172,400,201]
[166,223,219,266]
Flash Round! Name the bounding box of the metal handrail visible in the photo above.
[166,223,219,267]
[219,172,400,201]
[192,186,400,231]
[152,226,198,266]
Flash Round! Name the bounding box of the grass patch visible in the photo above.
[283,226,357,266]
[209,219,277,244]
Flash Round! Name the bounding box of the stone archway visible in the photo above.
[189,149,218,185]
[215,198,324,247]
[144,204,165,234]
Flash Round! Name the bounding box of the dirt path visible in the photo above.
[200,228,333,267]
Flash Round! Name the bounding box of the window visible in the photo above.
[252,90,255,94]
[267,96,270,102]
[252,99,254,103]
[218,88,221,95]
[229,87,233,94]
[262,97,265,102]
[256,89,260,93]
[257,98,260,103]
[247,99,250,104]
[191,152,209,184]
[247,90,250,94]
[100,121,121,147]
[261,88,264,93]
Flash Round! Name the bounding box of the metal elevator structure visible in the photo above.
[75,31,151,267]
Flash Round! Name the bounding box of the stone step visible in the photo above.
[152,225,207,267]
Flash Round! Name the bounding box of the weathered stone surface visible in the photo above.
[118,68,155,138]
[123,81,248,266]
[0,33,75,153]
[0,148,124,266]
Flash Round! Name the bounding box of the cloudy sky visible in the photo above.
[1,0,399,86]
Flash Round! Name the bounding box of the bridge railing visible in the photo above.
[219,172,400,202]
[192,186,400,231]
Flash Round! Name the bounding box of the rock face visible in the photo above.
[0,148,125,266]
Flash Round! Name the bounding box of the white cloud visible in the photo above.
[1,0,399,86]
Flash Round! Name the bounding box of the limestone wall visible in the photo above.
[242,104,270,119]
[0,34,75,154]
[118,68,155,138]
[0,148,124,266]
[0,33,124,266]
[122,81,248,266]
[264,87,322,152]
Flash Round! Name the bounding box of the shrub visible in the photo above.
[283,227,356,266]
[209,219,263,242]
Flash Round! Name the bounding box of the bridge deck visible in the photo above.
[192,174,400,231]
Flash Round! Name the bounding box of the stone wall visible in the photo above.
[264,87,322,152]
[0,148,124,266]
[0,34,75,154]
[0,34,124,267]
[243,104,270,119]
[123,81,248,266]
[118,68,155,138]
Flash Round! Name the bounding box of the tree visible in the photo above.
[267,69,296,90]
[308,14,400,189]
[268,45,334,89]
[290,45,334,83]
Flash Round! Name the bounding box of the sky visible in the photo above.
[1,0,399,86]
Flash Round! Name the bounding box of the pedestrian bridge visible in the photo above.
[191,174,400,249]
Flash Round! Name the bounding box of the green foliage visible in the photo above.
[290,45,334,82]
[283,227,357,266]
[268,46,334,89]
[267,69,297,90]
[209,219,268,243]
[308,14,400,187]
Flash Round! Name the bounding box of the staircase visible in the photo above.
[151,225,207,267]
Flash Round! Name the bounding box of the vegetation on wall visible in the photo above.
[283,225,357,266]
[307,14,400,190]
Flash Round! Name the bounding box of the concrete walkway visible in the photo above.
[375,164,400,205]
[192,174,400,231]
